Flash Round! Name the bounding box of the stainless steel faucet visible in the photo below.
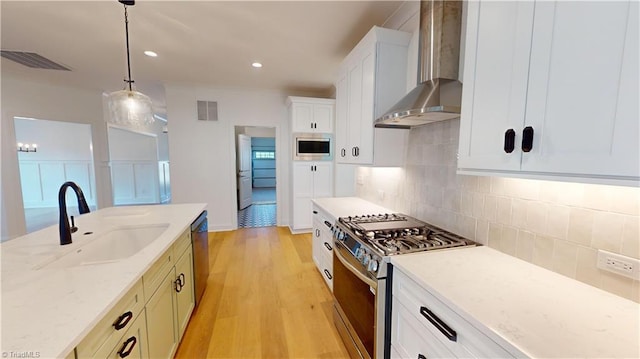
[58,181,91,245]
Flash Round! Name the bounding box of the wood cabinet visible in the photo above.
[391,268,513,358]
[104,311,149,359]
[174,244,195,339]
[145,231,195,359]
[335,26,411,166]
[146,268,179,359]
[287,96,335,133]
[291,162,333,231]
[312,205,335,291]
[458,0,639,186]
[76,281,145,359]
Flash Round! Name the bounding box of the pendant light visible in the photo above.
[107,0,154,126]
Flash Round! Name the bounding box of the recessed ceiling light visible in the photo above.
[252,62,263,68]
[144,51,158,57]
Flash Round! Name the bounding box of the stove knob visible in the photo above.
[356,248,365,260]
[368,259,379,273]
[362,254,371,266]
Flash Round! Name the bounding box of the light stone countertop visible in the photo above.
[391,246,640,358]
[312,197,394,219]
[0,203,206,359]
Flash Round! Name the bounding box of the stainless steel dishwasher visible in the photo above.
[191,211,209,306]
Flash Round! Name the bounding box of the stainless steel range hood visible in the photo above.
[375,0,463,128]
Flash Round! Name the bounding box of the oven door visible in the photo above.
[333,240,377,359]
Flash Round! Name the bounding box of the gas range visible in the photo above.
[333,213,476,279]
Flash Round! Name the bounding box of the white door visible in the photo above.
[237,134,252,210]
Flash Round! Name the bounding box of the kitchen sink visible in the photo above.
[35,224,169,270]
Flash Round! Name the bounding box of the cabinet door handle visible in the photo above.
[175,276,183,293]
[419,306,457,342]
[521,126,534,153]
[504,129,516,153]
[313,210,318,214]
[117,336,137,358]
[418,355,426,359]
[324,242,332,251]
[113,311,133,330]
[323,269,333,280]
[352,147,356,156]
[179,273,186,287]
[314,165,317,171]
[341,148,346,157]
[310,122,313,129]
[355,147,360,157]
[315,229,320,237]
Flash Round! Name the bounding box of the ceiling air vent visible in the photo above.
[0,51,71,71]
[197,101,218,121]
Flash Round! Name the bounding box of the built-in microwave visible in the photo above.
[293,133,333,161]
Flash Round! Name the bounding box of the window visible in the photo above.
[254,151,275,159]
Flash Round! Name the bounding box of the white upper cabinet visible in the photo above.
[336,26,411,165]
[459,0,639,186]
[288,97,335,133]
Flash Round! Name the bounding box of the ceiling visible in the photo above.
[1,1,406,117]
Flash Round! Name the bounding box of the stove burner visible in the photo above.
[337,213,475,256]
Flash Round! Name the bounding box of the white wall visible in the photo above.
[15,118,96,209]
[1,74,107,241]
[1,73,169,241]
[165,85,290,230]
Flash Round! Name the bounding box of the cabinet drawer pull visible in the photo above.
[419,306,457,342]
[117,336,137,358]
[324,220,332,228]
[418,355,427,359]
[341,148,346,157]
[504,129,515,153]
[113,311,133,330]
[323,269,333,280]
[313,210,318,214]
[521,126,534,153]
[323,242,333,251]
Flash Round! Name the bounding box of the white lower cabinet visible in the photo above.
[291,162,333,231]
[391,269,514,358]
[312,205,335,291]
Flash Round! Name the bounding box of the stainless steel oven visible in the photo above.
[331,214,476,359]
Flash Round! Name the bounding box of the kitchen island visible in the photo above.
[1,203,206,359]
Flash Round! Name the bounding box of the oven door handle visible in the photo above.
[334,240,378,289]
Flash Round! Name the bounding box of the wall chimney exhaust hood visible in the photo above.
[375,0,463,128]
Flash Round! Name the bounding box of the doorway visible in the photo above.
[14,117,97,233]
[234,126,276,228]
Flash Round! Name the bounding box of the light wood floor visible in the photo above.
[174,227,350,359]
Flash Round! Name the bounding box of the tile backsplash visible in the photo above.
[357,119,640,303]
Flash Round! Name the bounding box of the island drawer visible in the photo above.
[76,280,144,358]
[143,249,173,301]
[393,269,514,358]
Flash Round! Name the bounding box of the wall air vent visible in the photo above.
[197,100,218,121]
[0,51,71,71]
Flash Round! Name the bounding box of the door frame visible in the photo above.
[229,125,280,229]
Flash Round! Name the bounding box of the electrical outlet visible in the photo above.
[597,250,640,281]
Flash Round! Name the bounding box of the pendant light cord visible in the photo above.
[123,4,134,91]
